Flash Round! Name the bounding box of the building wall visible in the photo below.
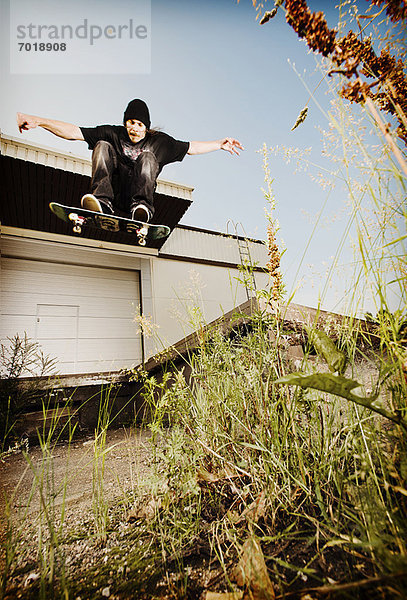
[1,225,271,373]
[149,226,270,352]
[150,256,270,353]
[1,226,271,371]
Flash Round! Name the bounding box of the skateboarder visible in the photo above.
[17,99,243,223]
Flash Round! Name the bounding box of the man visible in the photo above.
[17,99,243,222]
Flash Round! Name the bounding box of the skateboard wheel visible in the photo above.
[69,212,79,222]
[73,225,82,234]
[138,238,146,246]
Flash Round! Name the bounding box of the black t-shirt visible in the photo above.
[80,124,190,171]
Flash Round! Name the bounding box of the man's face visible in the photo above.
[125,119,147,143]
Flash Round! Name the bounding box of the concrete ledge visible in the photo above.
[3,373,146,442]
[4,298,379,444]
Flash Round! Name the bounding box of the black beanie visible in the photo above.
[123,99,151,129]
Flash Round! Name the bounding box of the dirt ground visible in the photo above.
[1,425,406,600]
[0,427,154,588]
[0,427,152,520]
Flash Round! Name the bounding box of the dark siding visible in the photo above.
[0,155,192,250]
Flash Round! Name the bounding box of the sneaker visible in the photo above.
[81,194,104,213]
[131,204,151,223]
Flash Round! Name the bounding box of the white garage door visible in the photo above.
[1,257,142,374]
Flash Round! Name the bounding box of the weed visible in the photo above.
[0,333,58,450]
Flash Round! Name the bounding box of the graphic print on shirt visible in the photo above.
[121,141,145,162]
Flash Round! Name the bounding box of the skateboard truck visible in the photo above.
[69,212,85,234]
[137,226,148,246]
[127,223,148,246]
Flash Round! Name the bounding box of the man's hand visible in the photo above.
[188,138,244,156]
[17,112,38,133]
[16,112,84,140]
[220,137,244,156]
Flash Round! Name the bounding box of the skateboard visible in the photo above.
[49,203,170,246]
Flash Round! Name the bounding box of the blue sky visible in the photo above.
[1,0,403,315]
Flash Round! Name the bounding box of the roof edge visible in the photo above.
[176,222,266,245]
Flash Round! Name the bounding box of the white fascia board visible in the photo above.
[1,225,159,257]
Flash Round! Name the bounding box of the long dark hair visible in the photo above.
[147,126,162,136]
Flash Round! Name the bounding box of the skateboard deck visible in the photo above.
[49,203,170,246]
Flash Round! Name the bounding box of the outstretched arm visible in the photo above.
[187,137,243,156]
[16,112,84,141]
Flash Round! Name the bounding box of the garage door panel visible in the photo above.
[0,316,37,340]
[1,257,142,374]
[3,272,138,299]
[37,339,78,363]
[2,292,139,318]
[37,305,78,317]
[2,259,138,282]
[37,317,78,339]
[77,299,139,319]
[77,338,141,362]
[54,361,76,373]
[79,318,139,339]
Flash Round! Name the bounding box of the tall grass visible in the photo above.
[136,297,405,596]
[134,65,406,596]
[91,384,120,545]
[0,382,132,598]
[1,396,78,600]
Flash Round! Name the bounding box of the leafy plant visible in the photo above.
[0,333,58,449]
